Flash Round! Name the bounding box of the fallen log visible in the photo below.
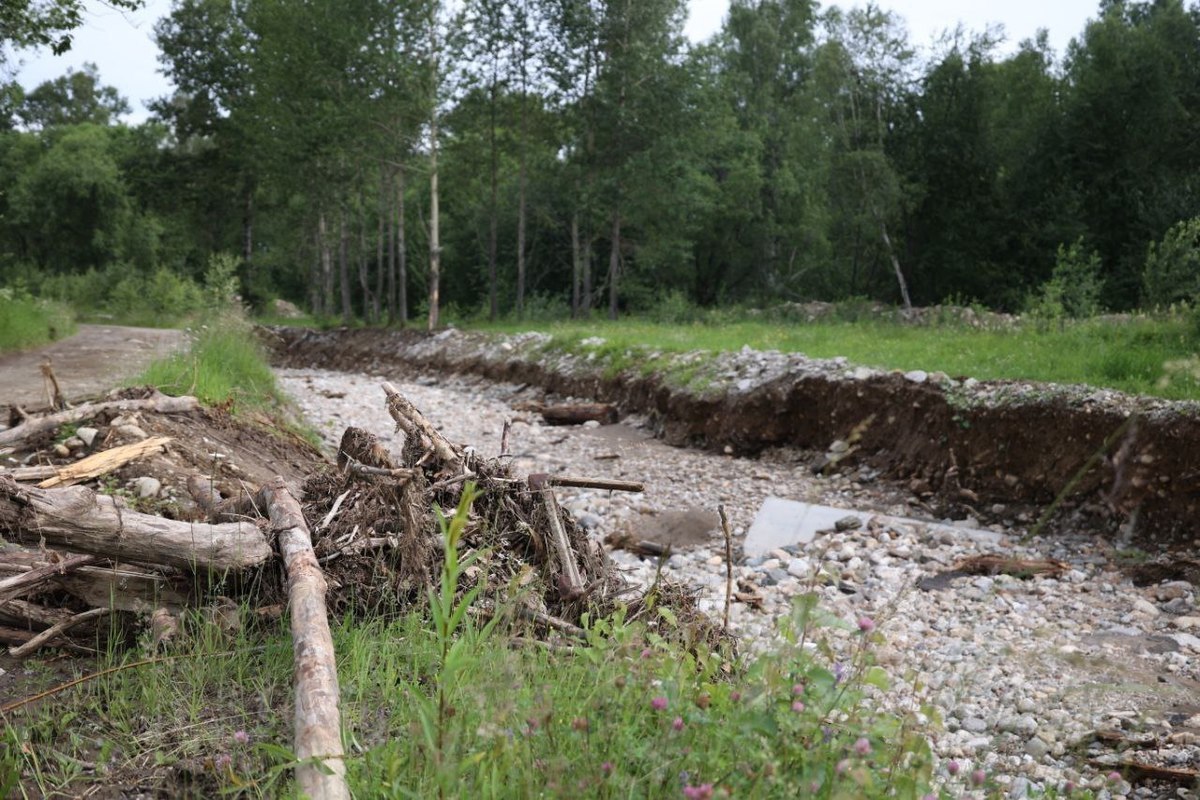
[382,382,462,472]
[0,624,92,654]
[258,477,348,800]
[0,477,271,572]
[0,553,99,604]
[0,545,186,612]
[9,606,110,658]
[538,402,618,426]
[0,392,198,450]
[0,598,79,630]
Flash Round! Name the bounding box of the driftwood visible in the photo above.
[516,402,618,426]
[0,478,271,571]
[540,487,585,599]
[38,437,172,488]
[0,392,198,449]
[382,382,462,472]
[0,553,99,604]
[527,473,643,493]
[258,477,348,800]
[0,545,188,612]
[0,598,79,629]
[0,624,92,654]
[9,606,110,658]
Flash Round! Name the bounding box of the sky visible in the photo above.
[10,0,1101,124]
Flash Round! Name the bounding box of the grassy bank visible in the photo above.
[0,291,75,353]
[473,314,1200,401]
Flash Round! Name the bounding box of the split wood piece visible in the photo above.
[718,505,733,631]
[257,477,349,800]
[0,553,99,604]
[1087,758,1199,785]
[10,606,110,658]
[381,383,462,472]
[539,487,584,600]
[0,624,92,654]
[0,477,271,571]
[0,546,187,612]
[0,464,59,482]
[537,403,618,427]
[186,475,260,523]
[527,473,643,493]
[38,436,173,488]
[0,598,79,630]
[0,392,198,450]
[955,555,1069,579]
[40,359,67,411]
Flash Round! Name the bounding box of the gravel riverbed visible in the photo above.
[278,366,1200,799]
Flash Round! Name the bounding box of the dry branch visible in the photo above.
[0,598,78,629]
[0,477,271,571]
[258,477,348,800]
[38,437,172,488]
[0,392,199,449]
[527,473,643,493]
[381,382,462,471]
[9,606,110,658]
[0,553,99,604]
[0,545,186,612]
[540,487,584,599]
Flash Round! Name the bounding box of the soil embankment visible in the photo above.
[268,326,1200,547]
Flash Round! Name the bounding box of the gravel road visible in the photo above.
[278,365,1200,799]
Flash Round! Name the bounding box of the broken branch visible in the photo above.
[9,606,110,658]
[0,393,199,449]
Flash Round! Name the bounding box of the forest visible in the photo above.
[1,0,1199,326]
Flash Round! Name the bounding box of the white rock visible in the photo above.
[1131,598,1160,617]
[76,426,99,446]
[904,369,928,383]
[133,476,162,499]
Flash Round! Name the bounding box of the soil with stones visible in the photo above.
[0,324,185,411]
[274,329,1200,800]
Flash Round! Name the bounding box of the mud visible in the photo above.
[267,326,1200,547]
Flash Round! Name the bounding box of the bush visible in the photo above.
[1029,238,1103,323]
[0,285,76,352]
[1143,217,1200,308]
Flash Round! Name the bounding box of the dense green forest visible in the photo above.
[2,0,1199,326]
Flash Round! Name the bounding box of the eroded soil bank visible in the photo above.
[267,326,1200,548]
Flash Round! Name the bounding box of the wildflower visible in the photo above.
[651,696,669,711]
[857,616,876,633]
[921,795,937,800]
[641,647,653,659]
[1064,781,1076,794]
[730,691,742,703]
[791,700,805,713]
[792,683,804,695]
[601,761,614,777]
[971,768,986,787]
[233,730,249,746]
[673,716,685,732]
[214,753,232,771]
[853,737,871,756]
[682,784,714,800]
[833,662,846,684]
[1107,771,1121,783]
[835,759,850,776]
[946,760,960,776]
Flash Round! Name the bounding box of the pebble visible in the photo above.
[276,366,1200,794]
[76,427,99,447]
[133,476,162,499]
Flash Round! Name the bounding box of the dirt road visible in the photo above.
[0,324,185,411]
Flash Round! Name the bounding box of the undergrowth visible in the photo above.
[0,287,75,353]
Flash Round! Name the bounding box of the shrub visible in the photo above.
[0,285,76,352]
[1029,238,1103,323]
[1143,217,1200,308]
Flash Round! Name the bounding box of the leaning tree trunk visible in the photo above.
[608,207,621,321]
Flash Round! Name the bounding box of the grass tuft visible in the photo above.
[0,290,76,353]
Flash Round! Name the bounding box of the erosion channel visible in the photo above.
[272,326,1200,798]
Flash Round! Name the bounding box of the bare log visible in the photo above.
[0,624,92,654]
[540,488,584,600]
[0,464,59,482]
[258,477,348,800]
[0,553,98,604]
[381,382,461,471]
[0,545,185,612]
[0,393,199,449]
[528,473,643,493]
[0,598,78,629]
[9,606,110,658]
[0,477,270,571]
[538,403,618,426]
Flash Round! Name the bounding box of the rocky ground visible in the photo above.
[279,365,1200,800]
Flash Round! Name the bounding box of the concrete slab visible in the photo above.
[744,498,852,557]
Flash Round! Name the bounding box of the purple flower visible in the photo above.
[651,696,669,711]
[601,761,614,777]
[214,753,232,771]
[233,730,249,746]
[682,784,714,800]
[946,759,960,776]
[833,662,846,684]
[792,683,804,695]
[1064,781,1076,794]
[835,758,850,776]
[672,716,685,732]
[853,737,871,756]
[857,616,876,633]
[921,795,937,800]
[641,647,653,659]
[1107,771,1121,783]
[791,700,805,713]
[971,768,986,787]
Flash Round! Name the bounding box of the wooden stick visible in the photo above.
[9,606,110,658]
[718,504,733,632]
[0,464,59,482]
[518,605,587,639]
[529,474,644,493]
[540,488,584,600]
[0,393,199,449]
[38,436,172,488]
[0,553,99,604]
[0,546,185,612]
[258,477,349,800]
[381,382,461,471]
[0,624,93,655]
[345,462,415,481]
[0,598,78,629]
[0,477,271,571]
[40,359,68,411]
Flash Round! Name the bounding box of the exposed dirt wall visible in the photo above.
[266,327,1200,546]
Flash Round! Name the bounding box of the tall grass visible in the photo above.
[0,290,75,353]
[132,312,281,411]
[474,314,1200,401]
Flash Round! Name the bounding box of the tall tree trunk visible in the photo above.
[358,185,372,324]
[397,166,408,325]
[375,169,386,325]
[386,169,397,324]
[427,12,441,332]
[582,234,593,314]
[338,211,352,325]
[570,211,581,318]
[878,215,913,314]
[241,182,254,281]
[516,78,528,316]
[608,207,621,320]
[487,81,499,321]
[319,212,333,316]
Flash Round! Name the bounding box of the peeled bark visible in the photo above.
[0,478,271,571]
[258,477,348,800]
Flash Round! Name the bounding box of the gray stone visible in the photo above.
[582,419,601,429]
[576,513,602,531]
[786,558,810,579]
[904,369,928,384]
[63,436,85,450]
[1025,737,1050,759]
[760,568,789,587]
[1132,598,1160,617]
[114,424,148,440]
[963,716,989,733]
[76,427,99,447]
[133,476,162,499]
[52,443,70,458]
[834,515,862,532]
[1008,777,1031,799]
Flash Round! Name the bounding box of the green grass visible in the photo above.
[0,292,76,353]
[132,313,283,412]
[471,315,1200,401]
